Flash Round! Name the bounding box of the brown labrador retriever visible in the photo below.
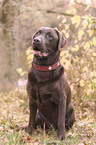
[25,27,75,139]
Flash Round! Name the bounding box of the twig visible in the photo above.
[37,8,74,17]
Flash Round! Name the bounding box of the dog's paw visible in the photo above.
[58,131,66,140]
[25,126,32,135]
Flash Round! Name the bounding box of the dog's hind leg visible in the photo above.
[65,102,75,130]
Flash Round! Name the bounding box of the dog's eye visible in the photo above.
[35,30,42,36]
[47,34,53,39]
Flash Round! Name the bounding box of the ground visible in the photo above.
[0,90,96,145]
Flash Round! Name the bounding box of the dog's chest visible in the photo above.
[31,83,60,108]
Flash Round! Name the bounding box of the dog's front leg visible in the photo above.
[27,101,37,134]
[58,92,67,140]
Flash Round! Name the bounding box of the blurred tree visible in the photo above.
[0,0,19,91]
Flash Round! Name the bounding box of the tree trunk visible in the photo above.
[0,0,19,91]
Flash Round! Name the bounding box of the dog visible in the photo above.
[25,27,75,139]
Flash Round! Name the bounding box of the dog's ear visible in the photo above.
[54,28,67,50]
[32,32,36,40]
[32,32,37,46]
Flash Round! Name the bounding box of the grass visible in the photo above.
[0,91,96,145]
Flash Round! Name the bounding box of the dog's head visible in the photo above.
[32,27,67,59]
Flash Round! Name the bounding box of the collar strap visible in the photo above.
[33,61,60,71]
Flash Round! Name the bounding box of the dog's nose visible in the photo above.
[33,38,41,44]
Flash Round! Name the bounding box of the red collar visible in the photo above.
[33,61,60,71]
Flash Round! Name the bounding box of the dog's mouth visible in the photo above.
[34,50,49,57]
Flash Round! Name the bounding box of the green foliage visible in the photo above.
[16,47,33,77]
[59,14,96,105]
